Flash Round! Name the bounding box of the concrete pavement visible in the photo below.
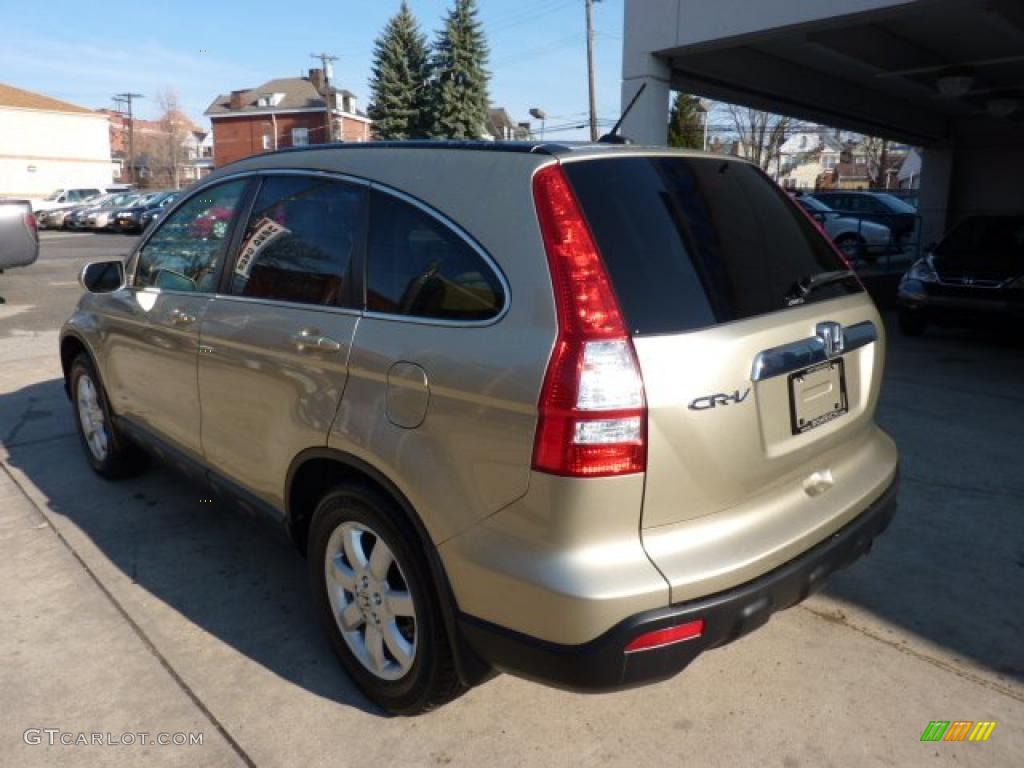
[0,233,1021,766]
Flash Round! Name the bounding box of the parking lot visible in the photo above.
[1,232,1022,767]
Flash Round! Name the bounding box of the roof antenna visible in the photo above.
[598,82,646,144]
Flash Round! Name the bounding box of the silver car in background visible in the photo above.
[796,194,892,261]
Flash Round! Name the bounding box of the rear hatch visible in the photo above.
[562,154,885,528]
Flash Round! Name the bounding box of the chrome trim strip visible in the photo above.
[210,293,362,317]
[751,320,878,382]
[842,320,879,353]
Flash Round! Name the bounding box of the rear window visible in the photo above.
[564,156,860,335]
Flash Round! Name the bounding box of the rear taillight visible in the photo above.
[24,212,38,239]
[531,164,646,478]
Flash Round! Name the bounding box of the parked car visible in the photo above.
[110,191,177,233]
[37,192,108,229]
[61,143,898,714]
[65,194,119,230]
[811,191,918,247]
[81,193,143,231]
[897,214,1024,335]
[0,199,39,271]
[794,194,892,261]
[139,195,179,231]
[31,185,130,214]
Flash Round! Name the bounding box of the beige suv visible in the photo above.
[61,143,898,714]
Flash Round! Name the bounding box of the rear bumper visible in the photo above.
[458,469,898,692]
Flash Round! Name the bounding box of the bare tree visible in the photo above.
[724,104,796,176]
[856,134,892,190]
[151,88,191,188]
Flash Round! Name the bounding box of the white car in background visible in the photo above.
[795,194,892,262]
[31,185,130,214]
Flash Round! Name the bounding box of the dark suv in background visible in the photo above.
[897,214,1024,335]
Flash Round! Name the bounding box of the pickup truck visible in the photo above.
[0,200,40,272]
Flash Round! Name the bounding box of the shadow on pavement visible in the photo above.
[820,319,1024,684]
[1,317,1021,715]
[1,377,382,717]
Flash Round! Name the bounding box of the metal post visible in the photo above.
[311,52,339,142]
[585,0,599,141]
[115,93,143,185]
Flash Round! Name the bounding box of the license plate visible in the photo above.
[788,359,847,434]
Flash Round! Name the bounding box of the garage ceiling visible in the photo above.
[664,0,1024,143]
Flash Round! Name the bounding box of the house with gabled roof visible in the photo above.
[205,69,372,165]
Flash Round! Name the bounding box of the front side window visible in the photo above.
[229,176,365,306]
[292,127,309,146]
[366,190,505,321]
[134,180,246,292]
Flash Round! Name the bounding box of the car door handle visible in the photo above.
[169,308,197,326]
[290,329,342,353]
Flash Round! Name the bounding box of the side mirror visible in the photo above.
[79,260,125,293]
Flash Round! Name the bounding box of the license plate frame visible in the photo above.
[788,358,848,435]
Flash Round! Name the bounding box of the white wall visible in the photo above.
[0,108,112,197]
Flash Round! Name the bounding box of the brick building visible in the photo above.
[99,109,213,185]
[204,69,372,165]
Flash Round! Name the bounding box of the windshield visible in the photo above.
[800,196,838,217]
[565,156,860,335]
[875,193,916,213]
[935,216,1024,274]
[105,194,137,208]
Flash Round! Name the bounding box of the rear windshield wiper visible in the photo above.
[786,269,857,305]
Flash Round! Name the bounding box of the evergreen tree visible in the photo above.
[427,0,490,139]
[668,93,705,149]
[368,1,431,139]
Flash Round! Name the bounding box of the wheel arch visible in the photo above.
[285,446,494,687]
[60,332,92,399]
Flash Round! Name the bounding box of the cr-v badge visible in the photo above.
[688,388,751,411]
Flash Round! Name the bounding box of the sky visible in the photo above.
[2,0,625,140]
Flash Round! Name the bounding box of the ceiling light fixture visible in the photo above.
[987,96,1021,118]
[936,72,976,98]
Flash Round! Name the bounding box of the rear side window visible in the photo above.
[564,157,859,335]
[230,176,366,307]
[366,190,504,321]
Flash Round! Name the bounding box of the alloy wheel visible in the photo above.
[76,374,109,461]
[324,521,418,681]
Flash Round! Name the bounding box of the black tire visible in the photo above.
[308,484,464,714]
[69,353,148,479]
[898,308,928,337]
[834,233,867,262]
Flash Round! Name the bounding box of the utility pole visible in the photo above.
[311,52,340,142]
[114,92,143,184]
[585,0,600,141]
